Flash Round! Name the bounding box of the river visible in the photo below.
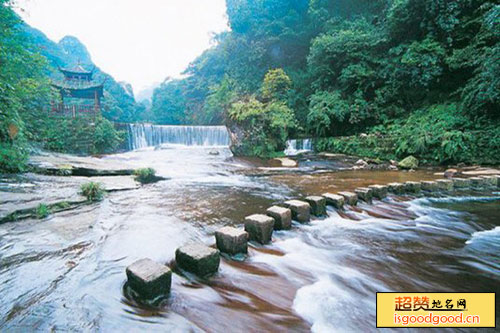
[0,125,499,331]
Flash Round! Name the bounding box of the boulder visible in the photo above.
[421,181,438,192]
[452,178,471,188]
[244,214,275,244]
[462,168,500,176]
[175,244,220,276]
[272,158,298,168]
[398,156,419,170]
[436,179,453,191]
[266,206,292,230]
[283,200,311,223]
[209,150,220,156]
[388,182,405,194]
[404,181,421,193]
[126,258,172,298]
[368,185,388,199]
[355,159,368,168]
[388,165,398,171]
[338,192,358,206]
[354,187,373,203]
[305,196,327,216]
[444,168,460,178]
[215,227,249,255]
[323,193,345,209]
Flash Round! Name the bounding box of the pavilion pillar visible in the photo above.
[94,90,101,118]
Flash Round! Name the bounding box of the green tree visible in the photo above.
[262,68,292,101]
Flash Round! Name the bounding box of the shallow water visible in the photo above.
[0,146,499,332]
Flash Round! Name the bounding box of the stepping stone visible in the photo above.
[283,200,311,223]
[481,175,498,187]
[126,258,172,298]
[404,181,421,193]
[421,181,438,192]
[388,183,405,194]
[215,227,249,255]
[305,196,326,216]
[244,214,275,244]
[338,192,358,206]
[175,244,220,276]
[368,185,388,199]
[452,178,471,188]
[354,187,373,203]
[436,179,453,191]
[266,206,292,230]
[470,177,487,187]
[323,193,344,209]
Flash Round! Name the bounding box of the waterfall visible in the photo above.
[127,123,231,150]
[284,139,313,156]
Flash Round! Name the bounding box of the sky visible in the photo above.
[15,0,229,95]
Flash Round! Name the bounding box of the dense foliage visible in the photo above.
[0,1,129,172]
[151,0,499,163]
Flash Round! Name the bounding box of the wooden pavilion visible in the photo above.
[51,64,105,118]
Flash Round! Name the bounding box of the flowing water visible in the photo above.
[0,126,499,332]
[127,123,230,150]
[284,139,313,156]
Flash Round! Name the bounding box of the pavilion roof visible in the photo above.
[51,80,104,99]
[59,64,94,76]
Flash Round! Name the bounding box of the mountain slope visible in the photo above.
[23,25,141,122]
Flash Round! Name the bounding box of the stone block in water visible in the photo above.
[388,183,405,194]
[323,193,345,209]
[452,178,471,188]
[126,258,172,298]
[436,179,453,191]
[480,175,498,187]
[354,187,373,203]
[404,181,421,193]
[421,181,438,192]
[368,185,388,199]
[305,196,327,216]
[266,206,292,230]
[338,192,358,206]
[175,244,220,276]
[244,214,275,244]
[470,177,487,188]
[283,200,311,223]
[215,227,249,255]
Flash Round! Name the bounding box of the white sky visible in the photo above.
[16,0,229,94]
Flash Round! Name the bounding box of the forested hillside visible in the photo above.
[24,26,141,123]
[152,0,499,164]
[1,0,143,172]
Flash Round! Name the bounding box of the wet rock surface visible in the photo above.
[266,206,292,230]
[175,244,220,276]
[126,258,172,298]
[215,227,249,255]
[304,196,326,216]
[244,214,275,244]
[283,200,311,223]
[29,151,136,176]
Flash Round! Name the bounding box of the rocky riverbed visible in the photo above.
[0,146,499,331]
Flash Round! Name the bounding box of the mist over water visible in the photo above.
[0,128,499,331]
